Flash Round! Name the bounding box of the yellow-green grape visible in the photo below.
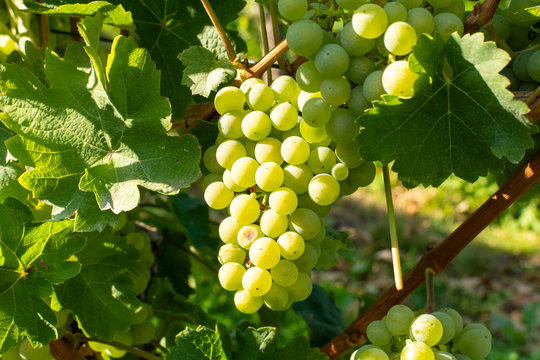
[332,163,349,181]
[347,161,376,191]
[105,330,133,358]
[242,111,272,141]
[350,345,380,360]
[277,231,305,260]
[439,307,463,333]
[408,8,435,35]
[297,90,321,112]
[335,142,363,169]
[296,61,324,93]
[457,328,492,360]
[294,241,320,271]
[278,0,308,21]
[271,259,299,286]
[264,283,290,311]
[401,341,435,360]
[202,173,222,190]
[314,44,351,79]
[230,194,261,225]
[270,102,299,131]
[300,120,328,144]
[433,13,464,41]
[259,210,287,238]
[240,77,265,93]
[348,85,371,117]
[286,19,324,58]
[461,323,492,342]
[19,339,54,360]
[384,21,417,56]
[302,97,332,128]
[247,83,275,111]
[384,1,407,24]
[410,314,443,346]
[308,147,337,174]
[336,0,364,10]
[352,4,388,39]
[320,77,352,106]
[255,162,284,192]
[288,208,321,240]
[214,86,245,115]
[218,244,246,264]
[366,320,393,346]
[310,136,331,149]
[234,289,264,314]
[310,221,326,244]
[132,303,148,325]
[131,319,156,345]
[339,22,376,57]
[308,174,340,206]
[325,108,359,144]
[385,304,415,335]
[297,192,332,217]
[382,60,419,98]
[269,187,298,215]
[356,348,389,360]
[282,136,311,165]
[249,237,281,269]
[203,145,223,173]
[231,157,259,188]
[363,70,386,102]
[242,267,272,296]
[431,311,456,345]
[434,351,457,360]
[283,164,313,195]
[219,216,242,244]
[237,224,264,249]
[132,268,151,295]
[271,75,299,103]
[216,140,246,170]
[218,263,246,291]
[204,182,234,209]
[218,111,244,139]
[223,169,247,192]
[255,137,284,164]
[286,271,312,301]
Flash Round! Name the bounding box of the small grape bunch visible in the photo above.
[202,76,376,314]
[350,305,493,360]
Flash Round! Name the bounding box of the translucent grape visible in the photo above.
[234,289,264,314]
[410,314,444,346]
[320,77,352,106]
[298,192,332,217]
[283,164,313,194]
[219,216,242,244]
[348,86,371,116]
[439,307,463,333]
[249,237,281,269]
[432,311,456,345]
[384,2,407,24]
[242,266,272,296]
[230,194,261,225]
[214,86,245,115]
[282,136,310,165]
[263,283,290,311]
[309,174,340,205]
[231,157,259,188]
[367,320,393,346]
[204,181,234,209]
[240,77,265,93]
[356,348,389,360]
[308,147,337,174]
[335,142,363,169]
[363,70,386,102]
[332,163,349,181]
[385,304,415,335]
[434,351,457,360]
[382,60,419,98]
[296,61,324,93]
[346,56,376,84]
[314,44,350,78]
[297,90,321,112]
[294,241,320,271]
[218,263,246,291]
[407,8,435,35]
[434,13,464,41]
[256,162,284,192]
[384,21,417,56]
[216,140,246,170]
[457,329,492,360]
[401,341,435,360]
[310,220,326,244]
[286,19,324,58]
[271,75,299,103]
[433,0,465,18]
[246,83,275,111]
[302,98,332,127]
[462,323,492,342]
[339,22,376,57]
[223,169,247,192]
[352,4,388,39]
[242,111,272,141]
[278,0,308,21]
[218,111,244,139]
[260,209,289,238]
[288,208,321,240]
[237,224,264,249]
[350,345,380,360]
[218,243,246,264]
[286,271,312,301]
[271,259,299,286]
[203,145,223,173]
[300,120,328,143]
[270,102,298,132]
[277,231,305,260]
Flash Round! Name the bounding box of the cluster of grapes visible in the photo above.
[350,305,492,360]
[280,0,466,111]
[202,75,376,314]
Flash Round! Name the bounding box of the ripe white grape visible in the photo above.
[400,341,435,360]
[249,237,281,269]
[296,61,324,93]
[234,289,264,314]
[216,140,246,170]
[302,97,332,127]
[281,136,310,165]
[214,86,245,115]
[219,216,242,244]
[255,162,284,192]
[286,271,312,301]
[308,147,337,174]
[366,320,393,346]
[352,4,388,39]
[294,241,320,271]
[320,77,352,106]
[255,137,284,164]
[218,263,246,291]
[289,208,321,240]
[335,142,363,169]
[237,224,264,249]
[277,231,305,260]
[383,2,408,24]
[231,157,259,188]
[314,44,350,78]
[203,145,223,173]
[242,266,272,296]
[299,119,328,144]
[410,314,444,346]
[382,60,419,98]
[270,102,298,132]
[263,283,290,311]
[384,21,417,56]
[348,86,371,116]
[283,164,313,194]
[260,209,289,238]
[218,244,246,264]
[332,163,349,181]
[271,259,299,286]
[223,169,247,192]
[308,174,340,206]
[247,83,275,111]
[218,111,244,139]
[286,19,324,58]
[434,12,464,41]
[346,56,376,85]
[385,304,415,335]
[269,187,298,215]
[408,7,435,35]
[204,182,234,209]
[230,194,261,225]
[339,22,376,57]
[271,75,299,103]
[363,70,386,102]
[242,111,272,141]
[278,0,308,21]
[240,77,265,93]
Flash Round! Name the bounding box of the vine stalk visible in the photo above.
[463,0,501,34]
[258,3,272,83]
[199,0,237,63]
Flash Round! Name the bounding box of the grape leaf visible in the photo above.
[316,227,351,270]
[234,327,279,360]
[0,163,28,202]
[0,198,85,352]
[0,36,201,216]
[167,325,228,360]
[356,33,537,187]
[179,46,236,97]
[54,228,144,339]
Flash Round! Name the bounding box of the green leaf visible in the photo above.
[167,325,228,360]
[54,228,144,339]
[0,36,201,215]
[0,163,29,202]
[179,46,236,97]
[276,336,328,360]
[233,327,279,360]
[170,193,216,249]
[316,227,351,270]
[0,198,85,352]
[356,33,537,187]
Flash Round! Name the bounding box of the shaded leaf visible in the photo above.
[167,325,228,360]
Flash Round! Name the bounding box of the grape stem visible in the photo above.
[425,268,435,313]
[463,0,501,34]
[268,0,288,74]
[382,165,404,291]
[81,336,162,360]
[199,0,237,63]
[258,3,273,83]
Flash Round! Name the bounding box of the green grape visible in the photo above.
[20,340,54,360]
[269,187,298,215]
[398,0,423,9]
[433,0,464,18]
[216,140,246,170]
[132,303,148,325]
[513,50,535,82]
[461,323,492,342]
[237,224,264,249]
[339,22,376,57]
[263,283,290,311]
[297,192,332,217]
[260,209,289,238]
[325,108,359,144]
[433,13,464,41]
[348,86,371,116]
[297,90,322,112]
[286,271,312,301]
[1,345,21,360]
[249,237,281,269]
[283,164,313,194]
[384,21,417,56]
[308,147,337,174]
[407,8,435,35]
[288,208,321,240]
[350,345,380,360]
[204,181,234,209]
[314,44,350,78]
[247,83,275,111]
[382,60,419,98]
[309,174,340,206]
[294,241,320,271]
[410,314,443,346]
[346,56,376,85]
[302,98,332,127]
[214,86,245,115]
[218,262,246,291]
[453,355,472,360]
[203,145,224,173]
[131,319,156,345]
[218,111,244,139]
[271,75,299,103]
[255,162,284,192]
[432,311,455,345]
[320,77,352,106]
[434,351,457,360]
[234,289,264,314]
[242,138,257,158]
[286,19,324,58]
[300,119,328,143]
[242,111,272,141]
[255,137,284,165]
[218,243,247,264]
[240,77,265,93]
[506,23,530,51]
[366,320,393,346]
[230,194,261,225]
[271,259,299,286]
[223,169,247,192]
[363,70,386,102]
[296,61,324,93]
[356,348,389,360]
[491,15,511,41]
[332,163,349,181]
[336,0,364,10]
[202,173,222,191]
[384,2,407,24]
[281,136,310,165]
[310,136,331,149]
[310,220,326,244]
[270,102,298,132]
[231,157,259,188]
[439,307,463,333]
[385,304,415,335]
[426,0,452,9]
[401,341,435,360]
[457,329,492,360]
[278,0,308,21]
[277,231,305,260]
[219,216,242,244]
[335,142,363,168]
[352,4,388,39]
[242,266,273,296]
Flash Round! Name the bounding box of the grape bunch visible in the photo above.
[350,305,493,360]
[202,76,376,314]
